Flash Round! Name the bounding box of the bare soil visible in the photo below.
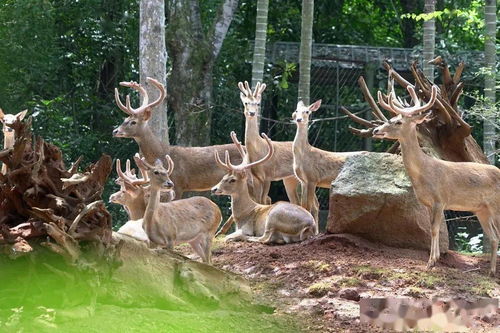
[179,233,500,332]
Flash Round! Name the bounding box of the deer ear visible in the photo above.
[413,111,433,124]
[16,110,28,120]
[135,156,151,171]
[0,108,4,120]
[309,100,322,112]
[142,109,152,121]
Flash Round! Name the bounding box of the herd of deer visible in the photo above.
[1,74,498,276]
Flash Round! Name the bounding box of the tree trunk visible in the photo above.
[140,0,169,144]
[298,0,314,105]
[166,0,239,146]
[422,0,436,82]
[251,0,269,88]
[483,0,497,164]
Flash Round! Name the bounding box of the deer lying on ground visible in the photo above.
[0,108,28,173]
[112,78,243,200]
[211,131,316,244]
[109,158,150,243]
[372,85,500,275]
[292,100,366,224]
[238,81,300,205]
[134,154,221,263]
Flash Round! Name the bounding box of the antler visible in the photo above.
[238,81,266,99]
[114,77,166,115]
[215,131,274,172]
[116,159,149,186]
[381,85,437,116]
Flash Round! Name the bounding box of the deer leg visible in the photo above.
[476,210,498,276]
[261,180,272,204]
[300,181,309,210]
[426,203,444,270]
[306,184,320,228]
[215,215,234,237]
[283,176,300,205]
[189,239,205,262]
[200,234,213,264]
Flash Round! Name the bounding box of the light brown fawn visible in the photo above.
[373,85,500,275]
[0,108,27,174]
[211,131,316,244]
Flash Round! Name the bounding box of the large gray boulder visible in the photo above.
[327,152,448,253]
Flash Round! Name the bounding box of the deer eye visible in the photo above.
[395,120,403,125]
[153,170,159,175]
[130,121,137,125]
[229,179,236,183]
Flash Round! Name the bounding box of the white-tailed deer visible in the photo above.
[372,85,500,275]
[0,108,28,173]
[135,154,221,263]
[292,100,365,224]
[238,81,300,206]
[211,131,316,244]
[113,78,243,200]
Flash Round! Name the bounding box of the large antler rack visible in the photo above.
[341,59,475,157]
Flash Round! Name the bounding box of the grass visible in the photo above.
[304,260,331,273]
[308,281,334,297]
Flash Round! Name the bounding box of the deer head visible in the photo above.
[238,81,266,117]
[372,85,438,140]
[113,77,166,138]
[292,100,322,125]
[0,109,27,135]
[134,154,175,192]
[109,158,149,205]
[211,131,274,196]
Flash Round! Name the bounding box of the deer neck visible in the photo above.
[230,184,259,222]
[3,131,15,149]
[126,196,147,221]
[143,185,161,234]
[244,115,263,150]
[293,124,310,157]
[398,126,429,181]
[135,126,169,163]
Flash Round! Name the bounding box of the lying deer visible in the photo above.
[0,108,28,173]
[372,85,500,275]
[211,131,316,244]
[135,154,221,263]
[238,81,300,205]
[109,158,150,243]
[112,78,242,200]
[292,100,365,224]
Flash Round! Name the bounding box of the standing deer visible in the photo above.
[372,85,500,275]
[238,81,300,206]
[0,108,28,173]
[292,100,365,224]
[135,154,221,263]
[112,78,243,200]
[211,131,316,244]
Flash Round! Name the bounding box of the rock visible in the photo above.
[327,153,448,253]
[339,288,361,302]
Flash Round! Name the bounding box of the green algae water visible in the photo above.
[0,249,300,333]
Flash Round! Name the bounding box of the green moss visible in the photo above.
[304,260,331,273]
[337,277,363,288]
[308,281,334,297]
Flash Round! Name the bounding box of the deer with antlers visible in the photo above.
[113,78,243,200]
[238,81,300,205]
[0,108,28,174]
[372,84,500,275]
[134,154,221,263]
[292,100,366,224]
[211,131,316,244]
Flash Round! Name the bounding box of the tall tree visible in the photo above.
[422,0,436,82]
[166,0,239,146]
[140,0,169,144]
[297,0,314,104]
[251,0,269,88]
[483,0,497,164]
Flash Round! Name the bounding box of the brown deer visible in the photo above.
[372,85,500,275]
[292,100,365,224]
[238,81,300,206]
[113,77,243,200]
[211,131,316,244]
[0,108,28,173]
[135,154,221,263]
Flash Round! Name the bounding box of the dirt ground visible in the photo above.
[179,233,500,332]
